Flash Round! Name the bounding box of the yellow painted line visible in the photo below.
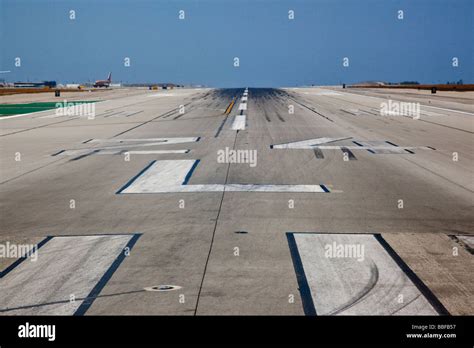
[225,97,236,115]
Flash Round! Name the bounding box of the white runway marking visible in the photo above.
[0,106,81,120]
[231,115,246,130]
[304,90,342,96]
[241,96,248,101]
[0,235,134,315]
[118,160,329,194]
[336,89,474,116]
[89,137,199,144]
[291,233,442,315]
[147,93,175,97]
[59,148,189,156]
[456,235,474,249]
[123,150,189,155]
[238,103,247,110]
[95,149,189,155]
[271,137,433,153]
[271,137,351,149]
[422,104,474,116]
[56,137,198,158]
[315,145,425,151]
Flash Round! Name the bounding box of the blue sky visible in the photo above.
[1,0,472,87]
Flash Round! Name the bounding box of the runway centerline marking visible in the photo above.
[231,115,246,130]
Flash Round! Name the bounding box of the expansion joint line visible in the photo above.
[193,129,239,315]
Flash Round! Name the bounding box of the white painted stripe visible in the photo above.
[274,145,429,151]
[0,235,132,315]
[241,96,248,101]
[224,184,325,193]
[293,233,439,315]
[89,142,187,151]
[422,104,474,116]
[120,160,328,194]
[272,137,351,149]
[61,149,189,156]
[456,235,474,249]
[147,93,175,97]
[122,150,189,155]
[141,160,194,187]
[314,145,428,150]
[90,137,199,144]
[336,89,474,116]
[238,103,247,110]
[231,115,246,130]
[303,91,342,96]
[271,138,431,151]
[125,184,327,193]
[0,103,103,120]
[0,110,59,120]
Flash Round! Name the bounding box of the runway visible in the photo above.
[0,86,472,315]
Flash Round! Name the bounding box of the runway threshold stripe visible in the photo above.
[451,235,474,254]
[116,160,157,194]
[286,233,317,316]
[288,233,444,316]
[0,236,53,278]
[0,234,138,315]
[74,234,141,315]
[182,159,200,185]
[374,234,449,315]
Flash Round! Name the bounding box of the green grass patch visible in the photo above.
[0,101,98,116]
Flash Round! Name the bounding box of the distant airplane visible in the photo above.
[93,72,112,88]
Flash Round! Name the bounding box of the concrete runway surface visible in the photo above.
[0,87,472,315]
